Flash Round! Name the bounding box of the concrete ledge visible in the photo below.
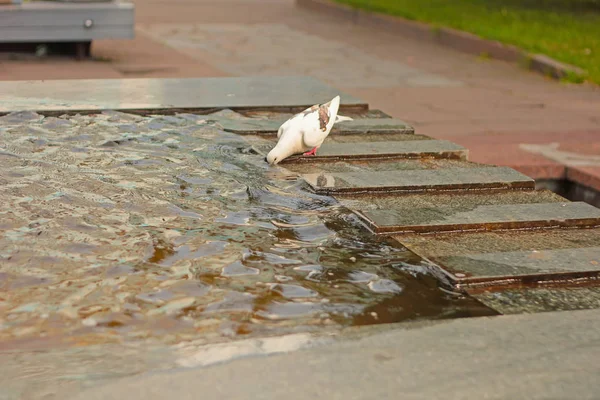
[536,168,600,208]
[0,76,368,114]
[247,138,467,163]
[303,166,535,195]
[356,201,600,235]
[68,308,600,400]
[297,0,586,81]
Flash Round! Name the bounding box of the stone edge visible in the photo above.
[352,203,600,235]
[399,239,600,290]
[296,0,587,81]
[0,76,370,115]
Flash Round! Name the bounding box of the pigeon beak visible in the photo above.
[266,151,278,165]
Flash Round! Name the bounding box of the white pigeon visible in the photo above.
[266,95,351,165]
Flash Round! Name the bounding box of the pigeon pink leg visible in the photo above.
[303,147,318,156]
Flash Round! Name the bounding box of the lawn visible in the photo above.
[334,0,600,84]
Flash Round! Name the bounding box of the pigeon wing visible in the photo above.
[301,106,330,149]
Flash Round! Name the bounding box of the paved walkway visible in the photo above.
[1,0,600,187]
[71,308,600,400]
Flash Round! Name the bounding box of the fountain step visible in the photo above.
[301,165,534,195]
[246,137,467,162]
[339,190,600,234]
[222,117,414,135]
[469,286,600,314]
[358,201,600,234]
[396,228,600,288]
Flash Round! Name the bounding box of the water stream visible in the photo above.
[0,110,493,398]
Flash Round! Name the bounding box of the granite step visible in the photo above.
[300,165,534,195]
[222,117,414,135]
[469,286,600,315]
[396,228,600,288]
[245,136,467,162]
[337,190,600,234]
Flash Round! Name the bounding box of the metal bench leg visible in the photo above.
[75,41,91,60]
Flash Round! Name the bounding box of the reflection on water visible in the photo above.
[0,110,493,350]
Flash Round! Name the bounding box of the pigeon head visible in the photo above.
[266,133,298,165]
[266,149,280,165]
[266,144,287,165]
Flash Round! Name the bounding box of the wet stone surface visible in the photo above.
[300,165,535,195]
[241,108,394,121]
[286,158,481,175]
[0,110,492,352]
[246,137,467,163]
[219,117,415,135]
[337,189,566,211]
[358,201,600,234]
[398,229,600,284]
[0,76,368,113]
[339,190,573,234]
[472,287,600,314]
[243,133,432,155]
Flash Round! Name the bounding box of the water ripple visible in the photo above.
[0,111,493,349]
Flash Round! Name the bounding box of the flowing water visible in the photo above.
[0,110,493,398]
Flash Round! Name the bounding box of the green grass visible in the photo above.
[335,0,600,84]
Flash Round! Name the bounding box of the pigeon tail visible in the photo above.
[327,95,341,122]
[335,115,353,123]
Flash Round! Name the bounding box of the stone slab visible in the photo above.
[69,308,600,400]
[288,140,466,161]
[277,155,477,174]
[248,138,467,162]
[338,189,564,211]
[246,133,431,148]
[397,228,600,288]
[220,118,415,135]
[357,201,600,234]
[471,287,600,315]
[0,76,368,114]
[302,166,534,195]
